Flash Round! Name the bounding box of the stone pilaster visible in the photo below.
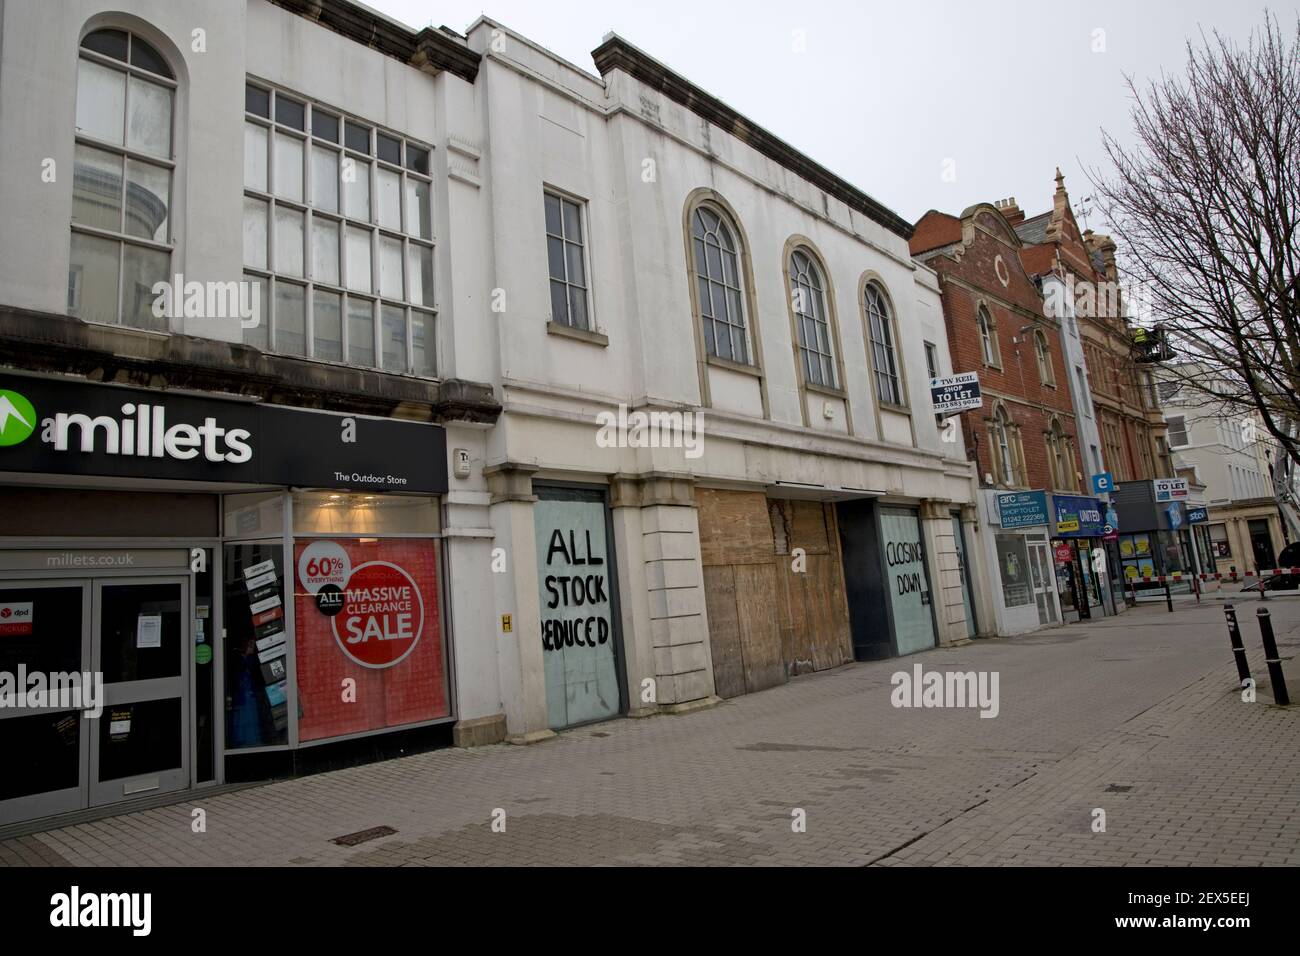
[611,473,718,713]
[483,462,554,744]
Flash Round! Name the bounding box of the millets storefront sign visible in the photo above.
[0,376,447,493]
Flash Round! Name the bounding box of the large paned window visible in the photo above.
[70,29,175,330]
[690,205,751,365]
[991,405,1020,486]
[1047,419,1073,491]
[790,248,836,388]
[864,283,903,406]
[243,83,435,376]
[544,191,590,330]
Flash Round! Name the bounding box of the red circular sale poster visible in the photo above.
[331,562,425,669]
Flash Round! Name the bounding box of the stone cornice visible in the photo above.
[591,35,913,241]
[267,0,481,83]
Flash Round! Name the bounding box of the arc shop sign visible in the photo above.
[0,377,447,493]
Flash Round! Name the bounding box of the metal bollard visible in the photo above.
[1224,604,1251,685]
[1165,575,1173,613]
[1255,609,1290,705]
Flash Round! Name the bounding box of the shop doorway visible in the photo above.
[0,575,190,826]
[1028,539,1058,625]
[1249,519,1276,570]
[533,485,625,729]
[90,577,189,807]
[951,513,977,639]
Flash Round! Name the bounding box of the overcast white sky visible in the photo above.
[364,1,1298,227]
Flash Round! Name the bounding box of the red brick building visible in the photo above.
[911,203,1081,495]
[1005,171,1169,486]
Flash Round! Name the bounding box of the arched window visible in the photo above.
[790,248,835,388]
[690,205,751,365]
[1034,330,1054,385]
[992,405,1017,485]
[1047,418,1071,489]
[864,282,903,406]
[70,27,176,330]
[978,305,1000,366]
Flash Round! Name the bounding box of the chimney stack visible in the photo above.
[993,197,1024,226]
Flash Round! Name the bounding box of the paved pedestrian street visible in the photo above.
[3,597,1297,868]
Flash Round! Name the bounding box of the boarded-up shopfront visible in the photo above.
[697,489,853,699]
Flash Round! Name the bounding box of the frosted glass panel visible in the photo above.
[379,235,403,299]
[408,244,433,306]
[343,158,370,220]
[274,207,304,277]
[274,132,303,202]
[311,146,338,212]
[76,59,125,145]
[126,76,172,158]
[405,178,430,239]
[311,218,339,285]
[345,226,371,292]
[68,232,120,324]
[242,197,268,270]
[377,167,401,230]
[244,122,267,191]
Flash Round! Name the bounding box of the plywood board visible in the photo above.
[788,500,831,554]
[702,565,746,699]
[734,562,786,693]
[697,489,774,567]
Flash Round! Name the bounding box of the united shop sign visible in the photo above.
[0,377,447,493]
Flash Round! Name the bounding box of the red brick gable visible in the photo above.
[909,210,961,256]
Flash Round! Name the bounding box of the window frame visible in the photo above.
[687,201,755,368]
[1046,418,1073,491]
[788,246,839,392]
[543,187,593,332]
[69,28,178,331]
[990,403,1021,487]
[1166,415,1189,448]
[242,80,436,378]
[977,304,1001,368]
[1034,329,1055,386]
[862,280,906,410]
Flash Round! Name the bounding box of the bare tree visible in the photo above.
[1090,12,1300,467]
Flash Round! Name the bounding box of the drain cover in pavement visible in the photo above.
[332,825,397,846]
[1104,784,1134,793]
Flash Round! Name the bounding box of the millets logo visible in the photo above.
[0,389,36,446]
[0,387,252,463]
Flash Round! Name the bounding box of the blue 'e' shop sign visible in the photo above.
[997,490,1049,529]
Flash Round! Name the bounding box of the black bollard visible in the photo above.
[1224,604,1251,685]
[1256,608,1290,706]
